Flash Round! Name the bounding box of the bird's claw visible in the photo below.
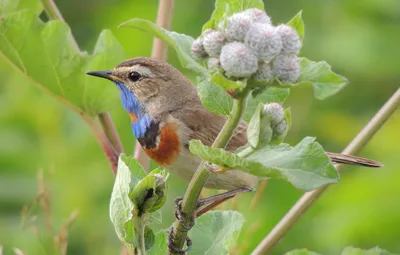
[174,197,195,232]
[167,227,192,255]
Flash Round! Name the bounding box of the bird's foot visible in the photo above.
[174,197,195,232]
[167,227,192,255]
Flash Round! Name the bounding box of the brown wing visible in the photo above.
[173,105,382,168]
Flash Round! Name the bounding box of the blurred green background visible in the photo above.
[1,0,399,254]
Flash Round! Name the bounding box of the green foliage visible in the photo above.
[188,211,244,255]
[210,71,245,89]
[148,211,244,255]
[0,2,125,116]
[189,137,339,191]
[119,18,207,74]
[286,58,349,100]
[198,76,290,120]
[0,0,41,14]
[287,11,305,40]
[109,155,168,252]
[286,247,398,255]
[202,0,265,31]
[247,103,273,148]
[341,247,398,255]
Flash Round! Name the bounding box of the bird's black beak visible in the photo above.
[86,70,114,81]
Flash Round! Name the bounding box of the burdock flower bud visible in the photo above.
[203,30,225,57]
[263,103,284,126]
[277,24,302,54]
[273,120,288,139]
[253,61,273,82]
[245,23,282,61]
[207,58,220,70]
[220,42,258,78]
[242,8,271,24]
[191,37,207,60]
[226,12,253,42]
[272,54,300,83]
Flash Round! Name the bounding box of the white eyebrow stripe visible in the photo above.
[117,65,155,77]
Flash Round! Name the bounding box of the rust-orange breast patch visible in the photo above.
[144,122,180,166]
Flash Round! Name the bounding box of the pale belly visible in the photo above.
[165,148,259,190]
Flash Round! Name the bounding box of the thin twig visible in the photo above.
[98,113,124,154]
[40,0,80,53]
[251,88,400,255]
[133,0,175,169]
[170,87,251,254]
[40,0,124,174]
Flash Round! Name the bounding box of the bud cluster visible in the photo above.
[263,103,288,139]
[191,8,302,83]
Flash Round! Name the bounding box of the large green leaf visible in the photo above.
[189,137,339,191]
[119,18,207,74]
[287,11,305,41]
[285,249,322,255]
[148,231,168,255]
[198,76,290,121]
[341,247,398,255]
[109,155,162,251]
[296,57,349,100]
[0,0,42,14]
[189,211,244,255]
[0,9,124,116]
[202,0,265,31]
[278,57,349,100]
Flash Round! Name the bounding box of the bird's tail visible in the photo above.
[326,152,383,168]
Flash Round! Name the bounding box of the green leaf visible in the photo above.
[210,71,245,90]
[247,103,272,148]
[189,137,339,191]
[188,211,244,255]
[109,155,162,252]
[285,249,322,255]
[0,0,42,15]
[279,57,348,100]
[202,0,265,31]
[287,11,305,40]
[148,231,168,255]
[197,77,290,121]
[119,18,207,74]
[0,10,125,116]
[341,247,398,255]
[109,156,141,251]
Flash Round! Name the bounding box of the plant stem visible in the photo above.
[40,0,80,53]
[133,0,175,169]
[41,0,124,174]
[98,113,124,154]
[251,88,400,255]
[135,216,147,255]
[170,87,251,254]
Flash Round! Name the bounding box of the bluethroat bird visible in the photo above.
[86,57,381,226]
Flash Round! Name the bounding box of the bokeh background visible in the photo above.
[1,0,399,254]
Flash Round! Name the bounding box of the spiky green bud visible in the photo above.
[225,12,253,42]
[253,61,273,82]
[263,103,284,126]
[207,57,220,70]
[203,30,225,57]
[242,8,271,24]
[272,54,300,83]
[245,23,282,61]
[277,24,302,54]
[273,120,288,139]
[191,38,207,60]
[220,42,258,78]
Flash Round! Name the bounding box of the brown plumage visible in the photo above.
[87,57,382,190]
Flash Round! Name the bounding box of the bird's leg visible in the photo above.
[174,187,251,232]
[169,187,251,254]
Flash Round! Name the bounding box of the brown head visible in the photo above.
[86,57,199,117]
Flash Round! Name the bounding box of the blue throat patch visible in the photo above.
[115,82,150,138]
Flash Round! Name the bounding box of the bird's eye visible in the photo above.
[128,71,141,82]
